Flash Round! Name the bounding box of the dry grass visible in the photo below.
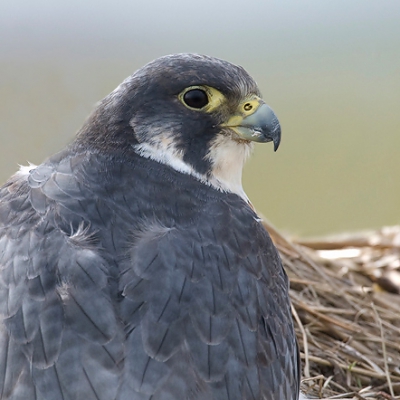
[262,221,400,400]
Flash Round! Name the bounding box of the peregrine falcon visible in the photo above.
[0,54,300,399]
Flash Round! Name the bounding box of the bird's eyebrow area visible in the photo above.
[178,85,226,113]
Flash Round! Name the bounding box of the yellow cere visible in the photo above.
[221,95,264,128]
[240,97,263,117]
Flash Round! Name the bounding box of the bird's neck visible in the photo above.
[133,136,253,202]
[205,134,253,202]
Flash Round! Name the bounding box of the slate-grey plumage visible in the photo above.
[0,54,300,399]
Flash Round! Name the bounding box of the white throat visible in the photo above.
[205,134,253,202]
[133,135,252,202]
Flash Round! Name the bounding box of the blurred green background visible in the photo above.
[1,0,399,236]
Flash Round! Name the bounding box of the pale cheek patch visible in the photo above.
[134,141,201,179]
[205,134,253,201]
[133,131,253,203]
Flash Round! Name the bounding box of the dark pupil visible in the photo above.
[183,89,208,109]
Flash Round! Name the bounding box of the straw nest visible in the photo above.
[262,220,400,400]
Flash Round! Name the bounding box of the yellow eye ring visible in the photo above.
[178,85,225,112]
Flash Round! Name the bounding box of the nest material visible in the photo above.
[263,221,400,400]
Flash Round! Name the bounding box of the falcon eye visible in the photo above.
[178,85,224,112]
[183,89,209,109]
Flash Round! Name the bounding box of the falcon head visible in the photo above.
[77,54,281,199]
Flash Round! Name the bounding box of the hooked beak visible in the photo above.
[221,97,281,151]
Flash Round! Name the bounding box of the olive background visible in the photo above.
[1,0,399,236]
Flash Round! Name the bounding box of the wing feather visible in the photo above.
[0,167,124,399]
[0,153,300,399]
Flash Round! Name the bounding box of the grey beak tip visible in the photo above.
[272,124,281,152]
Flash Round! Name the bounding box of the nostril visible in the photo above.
[243,103,253,111]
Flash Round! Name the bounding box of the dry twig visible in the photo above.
[263,221,400,399]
